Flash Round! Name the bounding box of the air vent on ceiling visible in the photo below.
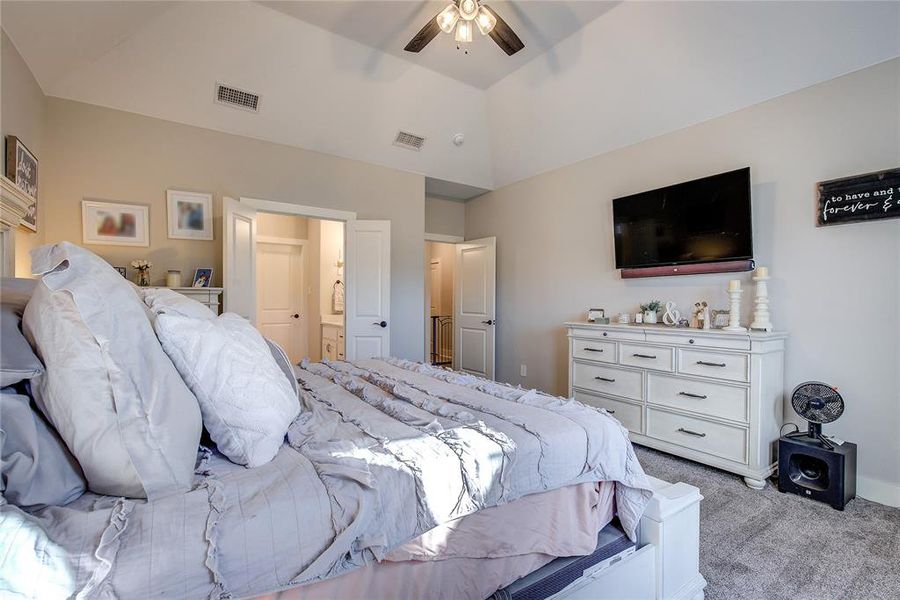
[214,83,260,113]
[394,130,426,151]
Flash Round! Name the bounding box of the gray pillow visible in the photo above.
[1,387,86,509]
[264,337,299,397]
[1,278,43,387]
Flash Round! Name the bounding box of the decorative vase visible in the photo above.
[166,270,182,288]
[644,311,658,324]
[137,269,150,287]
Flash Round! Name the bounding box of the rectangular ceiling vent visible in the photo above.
[215,83,260,113]
[394,130,426,151]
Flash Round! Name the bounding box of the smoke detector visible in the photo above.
[452,133,465,147]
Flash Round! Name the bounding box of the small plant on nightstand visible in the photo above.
[640,300,662,324]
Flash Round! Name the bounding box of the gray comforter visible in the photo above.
[0,358,652,599]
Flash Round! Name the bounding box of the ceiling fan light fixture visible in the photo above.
[455,19,473,43]
[436,3,460,34]
[475,6,496,35]
[459,0,479,21]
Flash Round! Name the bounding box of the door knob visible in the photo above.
[481,319,494,325]
[373,320,387,328]
[292,314,300,319]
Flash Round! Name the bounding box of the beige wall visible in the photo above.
[466,59,900,502]
[425,196,465,238]
[38,97,425,360]
[257,213,309,240]
[1,31,45,274]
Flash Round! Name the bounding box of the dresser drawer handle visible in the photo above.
[633,353,657,359]
[594,376,616,383]
[696,360,726,367]
[677,427,707,438]
[584,348,604,353]
[606,409,615,415]
[678,391,708,399]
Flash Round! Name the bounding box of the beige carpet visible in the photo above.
[634,445,900,600]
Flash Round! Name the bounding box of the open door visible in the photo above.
[223,197,257,321]
[345,220,390,360]
[454,237,496,379]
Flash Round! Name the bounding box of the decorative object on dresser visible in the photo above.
[662,301,680,326]
[148,286,223,314]
[167,190,213,240]
[0,176,34,277]
[617,312,630,324]
[587,308,609,324]
[131,259,153,287]
[710,309,730,329]
[5,136,37,231]
[750,266,773,331]
[567,321,787,489]
[166,269,182,288]
[723,280,746,332]
[82,200,150,247]
[640,300,661,324]
[114,266,127,278]
[192,267,213,288]
[816,167,900,227]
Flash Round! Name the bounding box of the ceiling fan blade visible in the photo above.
[404,13,442,53]
[483,5,525,56]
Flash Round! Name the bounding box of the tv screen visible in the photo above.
[613,167,752,269]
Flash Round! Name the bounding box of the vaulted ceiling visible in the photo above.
[2,1,898,194]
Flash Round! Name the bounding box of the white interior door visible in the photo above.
[345,220,390,360]
[454,237,496,379]
[430,259,443,315]
[257,242,306,362]
[223,197,257,321]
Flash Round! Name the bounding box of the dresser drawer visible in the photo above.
[646,332,750,351]
[646,408,748,464]
[647,373,749,423]
[574,391,643,434]
[572,362,643,401]
[677,349,749,383]
[574,328,644,342]
[619,343,674,372]
[572,338,617,363]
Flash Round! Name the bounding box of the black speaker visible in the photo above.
[778,434,856,510]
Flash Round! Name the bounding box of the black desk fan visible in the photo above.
[787,381,844,449]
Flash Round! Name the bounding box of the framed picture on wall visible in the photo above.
[82,200,150,247]
[5,135,38,231]
[167,190,213,240]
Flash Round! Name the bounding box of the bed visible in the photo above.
[0,243,705,600]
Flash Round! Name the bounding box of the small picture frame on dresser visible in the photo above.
[192,268,213,288]
[711,309,730,329]
[114,266,127,278]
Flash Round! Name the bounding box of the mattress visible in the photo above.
[253,481,616,600]
[487,520,636,600]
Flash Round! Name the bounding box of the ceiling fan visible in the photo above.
[404,0,525,56]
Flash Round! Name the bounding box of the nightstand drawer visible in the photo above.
[620,343,674,372]
[678,349,749,383]
[648,373,749,423]
[572,338,617,363]
[647,408,748,464]
[574,391,643,434]
[573,362,643,401]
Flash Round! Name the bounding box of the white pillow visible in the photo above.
[154,312,300,467]
[142,287,216,321]
[23,242,202,499]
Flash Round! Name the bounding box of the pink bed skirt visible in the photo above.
[252,481,616,600]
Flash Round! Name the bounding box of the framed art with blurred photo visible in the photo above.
[167,190,213,241]
[82,200,149,247]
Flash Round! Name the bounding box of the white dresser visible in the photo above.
[150,287,223,314]
[566,322,786,488]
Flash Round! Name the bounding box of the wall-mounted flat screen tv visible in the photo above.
[613,167,753,270]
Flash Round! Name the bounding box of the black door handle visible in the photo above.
[292,314,300,319]
[481,319,494,325]
[373,320,387,328]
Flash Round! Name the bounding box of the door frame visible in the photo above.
[256,236,308,362]
[423,233,464,362]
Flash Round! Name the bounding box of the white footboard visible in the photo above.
[556,476,706,600]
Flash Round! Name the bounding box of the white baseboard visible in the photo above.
[857,476,900,507]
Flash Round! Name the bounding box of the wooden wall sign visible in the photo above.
[817,168,900,227]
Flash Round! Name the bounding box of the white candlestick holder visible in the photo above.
[724,288,746,332]
[750,273,773,332]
